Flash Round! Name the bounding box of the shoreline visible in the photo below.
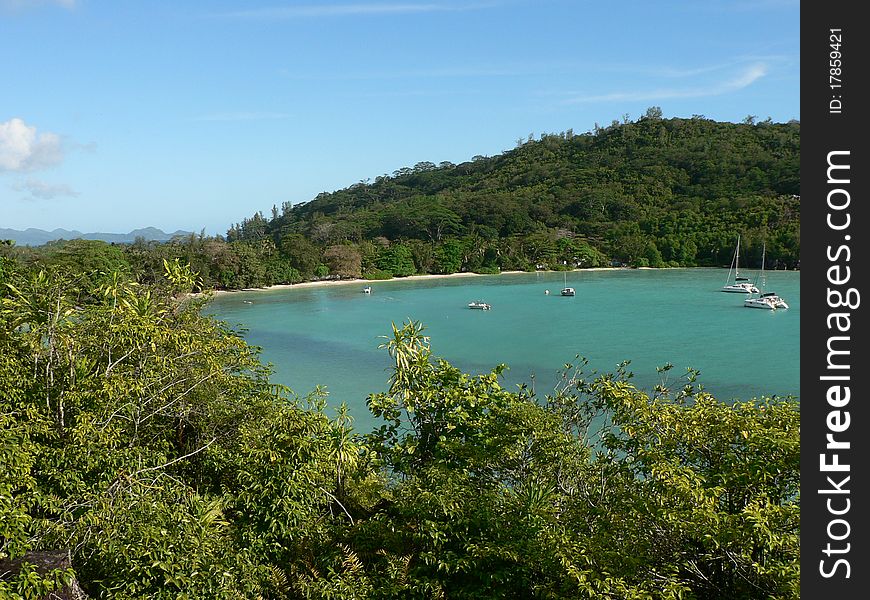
[204,267,632,296]
[202,265,798,297]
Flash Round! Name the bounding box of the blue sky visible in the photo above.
[1,0,799,235]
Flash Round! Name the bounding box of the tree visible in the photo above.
[643,106,663,120]
[361,322,590,596]
[433,239,463,274]
[36,239,131,290]
[0,264,367,597]
[1,267,264,594]
[524,231,558,267]
[324,245,362,279]
[377,244,416,277]
[280,233,321,278]
[547,360,800,597]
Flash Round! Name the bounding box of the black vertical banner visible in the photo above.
[801,1,868,596]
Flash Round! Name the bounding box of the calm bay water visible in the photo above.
[207,269,799,432]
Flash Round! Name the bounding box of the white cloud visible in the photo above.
[214,2,493,19]
[14,178,79,200]
[0,118,64,172]
[564,63,768,104]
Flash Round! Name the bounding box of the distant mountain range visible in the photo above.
[0,227,194,247]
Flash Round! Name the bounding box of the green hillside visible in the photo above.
[4,114,800,290]
[229,114,799,273]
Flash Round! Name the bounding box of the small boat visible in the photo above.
[744,244,788,310]
[560,272,576,296]
[722,235,759,294]
[468,301,491,310]
[362,286,372,294]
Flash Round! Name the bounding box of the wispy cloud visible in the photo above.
[213,2,495,19]
[563,63,768,104]
[0,0,75,10]
[13,178,79,200]
[194,111,291,122]
[278,57,777,84]
[281,67,503,82]
[649,61,753,79]
[277,59,577,82]
[0,118,64,172]
[713,0,798,11]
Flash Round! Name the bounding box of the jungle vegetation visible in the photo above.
[0,253,800,598]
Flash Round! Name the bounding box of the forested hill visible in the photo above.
[230,114,800,271]
[3,115,800,291]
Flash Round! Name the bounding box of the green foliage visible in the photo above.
[591,383,800,597]
[376,244,416,277]
[33,239,131,290]
[0,405,39,562]
[0,562,74,600]
[282,233,322,279]
[0,264,352,597]
[74,483,258,597]
[545,360,800,598]
[1,259,799,598]
[363,270,394,281]
[432,239,463,274]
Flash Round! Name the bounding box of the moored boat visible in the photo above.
[743,244,788,310]
[744,292,789,310]
[722,235,759,293]
[560,272,576,296]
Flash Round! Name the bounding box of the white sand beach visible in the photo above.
[204,268,635,296]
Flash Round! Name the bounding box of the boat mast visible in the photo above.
[758,243,766,292]
[725,235,739,283]
[734,234,741,279]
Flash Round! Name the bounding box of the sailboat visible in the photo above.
[560,272,575,296]
[721,235,759,293]
[744,244,789,310]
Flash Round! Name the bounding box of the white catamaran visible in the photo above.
[721,235,759,294]
[744,244,789,310]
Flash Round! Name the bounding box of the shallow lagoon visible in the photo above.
[208,268,799,431]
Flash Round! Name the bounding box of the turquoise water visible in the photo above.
[207,269,799,432]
